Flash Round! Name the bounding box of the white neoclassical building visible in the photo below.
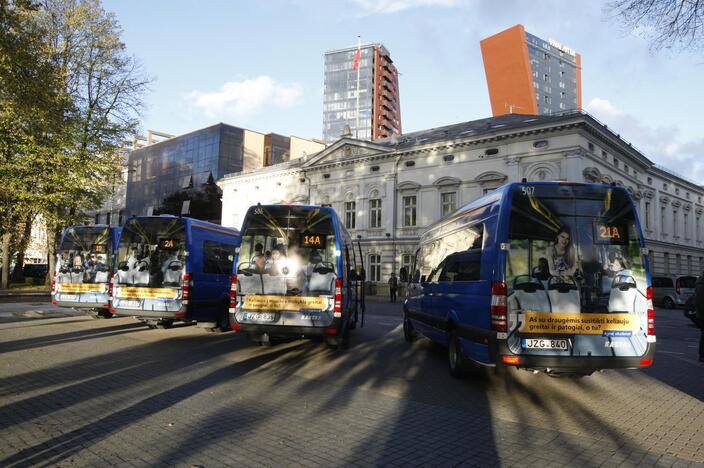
[218,112,704,290]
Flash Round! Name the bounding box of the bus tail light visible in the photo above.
[491,281,508,333]
[324,326,338,335]
[502,355,521,365]
[182,273,191,304]
[108,272,114,298]
[646,286,655,336]
[334,278,343,317]
[229,274,238,312]
[639,358,653,367]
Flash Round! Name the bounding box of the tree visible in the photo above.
[609,0,704,52]
[0,0,70,287]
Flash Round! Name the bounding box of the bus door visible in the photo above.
[504,184,651,361]
[112,217,187,315]
[234,206,338,329]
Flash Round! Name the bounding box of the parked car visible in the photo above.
[684,295,699,326]
[651,275,696,309]
[23,263,48,279]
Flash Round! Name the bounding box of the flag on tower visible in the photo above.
[352,45,361,71]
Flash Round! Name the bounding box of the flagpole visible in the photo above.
[356,35,361,139]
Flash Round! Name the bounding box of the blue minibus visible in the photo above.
[110,215,240,330]
[228,205,364,349]
[404,182,655,377]
[52,225,121,318]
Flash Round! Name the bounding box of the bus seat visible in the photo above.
[262,274,286,295]
[94,271,109,283]
[308,268,335,294]
[607,272,638,313]
[114,270,131,285]
[510,275,551,313]
[238,274,263,295]
[547,276,580,313]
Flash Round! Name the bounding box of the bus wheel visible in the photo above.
[156,320,174,329]
[448,332,468,379]
[403,316,417,343]
[96,308,113,319]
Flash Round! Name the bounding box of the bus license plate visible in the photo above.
[243,312,275,322]
[60,294,78,302]
[524,339,568,350]
[120,299,141,309]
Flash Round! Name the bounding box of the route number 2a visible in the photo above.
[521,186,535,196]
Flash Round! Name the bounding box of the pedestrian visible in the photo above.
[388,272,398,303]
[696,272,704,363]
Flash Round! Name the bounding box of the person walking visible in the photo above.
[388,272,398,303]
[696,273,704,363]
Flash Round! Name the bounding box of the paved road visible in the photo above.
[0,300,702,467]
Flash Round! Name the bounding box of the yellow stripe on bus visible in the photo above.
[116,287,178,299]
[57,283,106,293]
[243,295,327,311]
[519,312,639,335]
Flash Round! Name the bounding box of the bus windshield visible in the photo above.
[115,218,186,287]
[238,206,338,296]
[57,227,113,284]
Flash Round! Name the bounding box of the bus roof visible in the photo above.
[128,215,239,236]
[423,181,633,241]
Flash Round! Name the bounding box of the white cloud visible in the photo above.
[350,0,459,14]
[187,76,302,118]
[585,97,704,183]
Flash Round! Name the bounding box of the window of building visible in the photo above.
[624,164,629,174]
[441,192,457,217]
[403,196,417,227]
[663,183,668,190]
[369,254,381,282]
[661,206,667,234]
[676,187,680,195]
[544,52,549,60]
[106,212,111,225]
[118,210,124,226]
[664,252,670,273]
[687,255,692,274]
[94,213,100,224]
[544,95,551,105]
[400,254,413,282]
[698,216,701,242]
[543,73,550,82]
[645,202,651,230]
[648,177,653,184]
[344,201,356,229]
[648,250,655,274]
[674,210,678,236]
[684,213,689,239]
[676,254,681,273]
[369,199,382,228]
[588,142,594,152]
[614,160,619,168]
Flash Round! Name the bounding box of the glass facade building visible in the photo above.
[323,44,401,143]
[480,24,582,117]
[525,32,579,115]
[125,124,261,223]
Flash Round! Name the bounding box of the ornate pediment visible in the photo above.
[672,199,682,208]
[475,171,507,186]
[582,167,601,183]
[302,138,390,168]
[660,195,670,205]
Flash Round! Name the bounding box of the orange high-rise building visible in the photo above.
[480,24,582,116]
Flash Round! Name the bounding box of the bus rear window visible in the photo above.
[506,184,647,313]
[57,227,112,284]
[238,207,337,296]
[115,218,186,287]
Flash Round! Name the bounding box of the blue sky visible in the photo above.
[104,0,704,181]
